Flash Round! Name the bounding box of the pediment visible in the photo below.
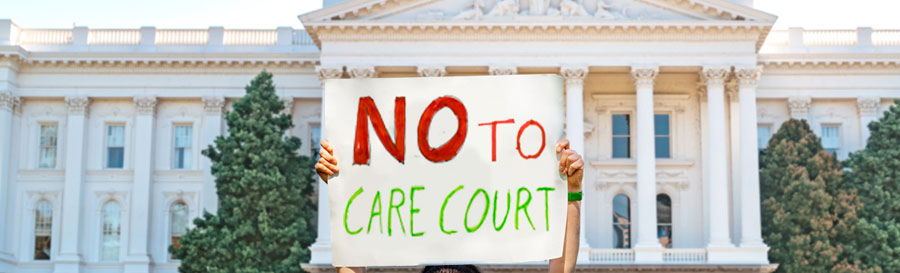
[301,0,776,22]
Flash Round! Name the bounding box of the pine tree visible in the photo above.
[759,119,866,273]
[843,99,900,273]
[169,71,317,273]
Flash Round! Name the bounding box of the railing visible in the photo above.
[156,29,209,45]
[18,29,73,45]
[873,30,900,46]
[224,29,278,45]
[589,249,634,263]
[802,30,857,46]
[294,30,314,45]
[662,249,707,263]
[762,30,788,47]
[760,27,900,53]
[88,29,141,45]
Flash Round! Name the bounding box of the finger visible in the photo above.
[319,148,338,164]
[556,139,570,153]
[315,163,334,176]
[321,139,334,153]
[559,149,573,172]
[568,158,584,176]
[318,157,339,173]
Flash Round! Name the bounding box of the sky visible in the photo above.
[1,0,898,30]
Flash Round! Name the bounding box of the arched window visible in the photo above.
[101,201,121,261]
[169,201,189,259]
[34,201,52,260]
[612,194,631,249]
[657,194,673,248]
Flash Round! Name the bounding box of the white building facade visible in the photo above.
[0,0,898,272]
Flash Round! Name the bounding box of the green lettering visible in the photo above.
[344,187,364,235]
[410,186,425,237]
[441,185,464,235]
[464,188,489,233]
[388,188,407,236]
[493,190,511,231]
[537,187,555,231]
[516,187,535,230]
[367,191,383,234]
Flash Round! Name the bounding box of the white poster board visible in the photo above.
[323,75,566,266]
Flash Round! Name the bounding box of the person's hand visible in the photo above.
[315,140,339,183]
[556,139,583,194]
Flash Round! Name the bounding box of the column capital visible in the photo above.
[133,96,158,116]
[857,96,881,117]
[281,96,295,114]
[700,66,730,86]
[788,96,812,120]
[65,96,90,116]
[202,96,225,114]
[630,66,658,88]
[417,66,446,77]
[315,66,344,81]
[560,66,588,84]
[347,66,377,78]
[734,66,762,88]
[0,91,17,112]
[489,66,517,75]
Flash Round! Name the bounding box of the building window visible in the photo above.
[169,201,189,259]
[758,125,772,153]
[822,125,840,156]
[654,114,670,158]
[612,194,631,249]
[34,200,52,260]
[173,125,192,169]
[101,201,121,261]
[106,125,125,169]
[310,124,321,159]
[657,194,673,248]
[612,114,630,158]
[39,124,58,169]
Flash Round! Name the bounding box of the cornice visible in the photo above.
[2,49,320,69]
[758,54,900,70]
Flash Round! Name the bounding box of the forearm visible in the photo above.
[549,200,580,273]
[338,267,366,273]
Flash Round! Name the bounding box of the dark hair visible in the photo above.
[421,265,480,273]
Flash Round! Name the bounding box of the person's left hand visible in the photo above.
[556,139,583,194]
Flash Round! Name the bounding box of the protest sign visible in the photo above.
[323,75,566,266]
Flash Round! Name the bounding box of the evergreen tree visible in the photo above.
[760,119,866,273]
[843,99,900,272]
[170,71,317,273]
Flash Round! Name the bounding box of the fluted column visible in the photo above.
[124,96,156,273]
[201,96,224,213]
[736,67,767,252]
[702,67,736,261]
[417,66,446,77]
[309,66,343,264]
[0,92,17,258]
[55,96,89,273]
[631,66,663,262]
[561,66,589,260]
[857,97,880,147]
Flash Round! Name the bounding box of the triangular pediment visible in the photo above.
[301,0,776,22]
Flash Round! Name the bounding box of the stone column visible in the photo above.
[55,96,89,273]
[281,96,294,138]
[309,66,343,264]
[201,96,225,213]
[631,66,663,262]
[788,96,811,120]
[561,66,589,260]
[0,92,17,258]
[124,96,156,273]
[735,66,769,262]
[417,66,446,77]
[701,67,736,262]
[857,97,880,148]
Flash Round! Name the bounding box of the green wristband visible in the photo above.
[568,191,582,202]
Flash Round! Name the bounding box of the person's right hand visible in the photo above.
[315,140,339,183]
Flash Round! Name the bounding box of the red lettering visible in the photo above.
[418,96,468,163]
[478,119,515,162]
[354,97,406,164]
[516,120,545,160]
